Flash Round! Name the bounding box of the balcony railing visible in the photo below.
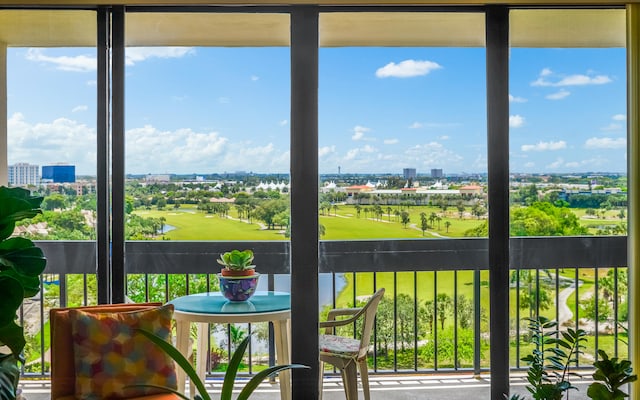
[20,236,628,378]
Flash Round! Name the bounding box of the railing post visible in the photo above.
[486,5,511,399]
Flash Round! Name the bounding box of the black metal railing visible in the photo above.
[21,236,627,378]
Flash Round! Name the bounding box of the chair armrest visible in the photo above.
[320,307,362,333]
[327,307,361,320]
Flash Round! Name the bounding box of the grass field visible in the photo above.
[133,204,620,337]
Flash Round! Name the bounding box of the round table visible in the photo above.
[170,291,291,400]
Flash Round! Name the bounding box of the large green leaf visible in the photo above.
[0,353,20,400]
[0,276,23,328]
[0,238,46,298]
[0,188,42,242]
[221,335,251,400]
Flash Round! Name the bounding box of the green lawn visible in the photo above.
[135,208,285,240]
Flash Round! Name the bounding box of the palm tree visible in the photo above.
[355,204,361,218]
[387,206,393,221]
[445,220,452,233]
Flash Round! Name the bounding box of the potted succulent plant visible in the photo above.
[0,186,47,400]
[217,250,259,302]
[217,249,256,277]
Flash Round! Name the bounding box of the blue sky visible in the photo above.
[7,45,626,176]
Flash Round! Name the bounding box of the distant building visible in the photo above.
[431,168,443,178]
[144,174,171,183]
[8,163,40,186]
[403,168,417,180]
[42,164,75,183]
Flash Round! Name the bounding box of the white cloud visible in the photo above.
[126,125,228,173]
[439,135,450,140]
[72,105,88,113]
[404,142,463,166]
[509,94,527,103]
[279,120,288,126]
[8,113,97,173]
[376,59,442,78]
[26,47,194,72]
[509,115,525,128]
[524,162,535,168]
[352,125,370,141]
[8,113,292,174]
[584,137,626,149]
[125,47,194,66]
[546,158,565,169]
[546,90,571,100]
[345,148,360,160]
[601,123,622,131]
[409,122,423,129]
[521,141,567,152]
[531,68,612,87]
[612,114,626,121]
[565,161,580,168]
[87,80,97,86]
[251,75,259,81]
[384,139,399,145]
[218,97,230,104]
[318,146,335,157]
[362,144,376,153]
[26,49,96,72]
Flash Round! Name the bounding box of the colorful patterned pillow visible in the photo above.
[69,304,177,400]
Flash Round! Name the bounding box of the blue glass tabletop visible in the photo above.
[170,291,291,314]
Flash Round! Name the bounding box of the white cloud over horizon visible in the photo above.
[521,141,567,152]
[7,113,293,174]
[376,59,442,78]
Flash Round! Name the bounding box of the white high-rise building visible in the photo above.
[8,163,40,186]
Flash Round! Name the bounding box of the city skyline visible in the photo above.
[7,45,627,176]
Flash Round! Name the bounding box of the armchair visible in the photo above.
[50,302,181,400]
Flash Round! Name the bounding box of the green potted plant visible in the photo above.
[0,186,47,400]
[587,349,637,400]
[217,250,259,302]
[217,250,256,277]
[134,330,307,400]
[508,316,587,400]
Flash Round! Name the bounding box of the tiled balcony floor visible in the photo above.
[19,373,597,400]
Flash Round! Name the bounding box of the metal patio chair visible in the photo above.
[319,288,385,400]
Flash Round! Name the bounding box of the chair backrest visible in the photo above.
[49,302,163,399]
[357,288,385,360]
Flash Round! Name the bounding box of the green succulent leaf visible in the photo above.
[217,249,255,271]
